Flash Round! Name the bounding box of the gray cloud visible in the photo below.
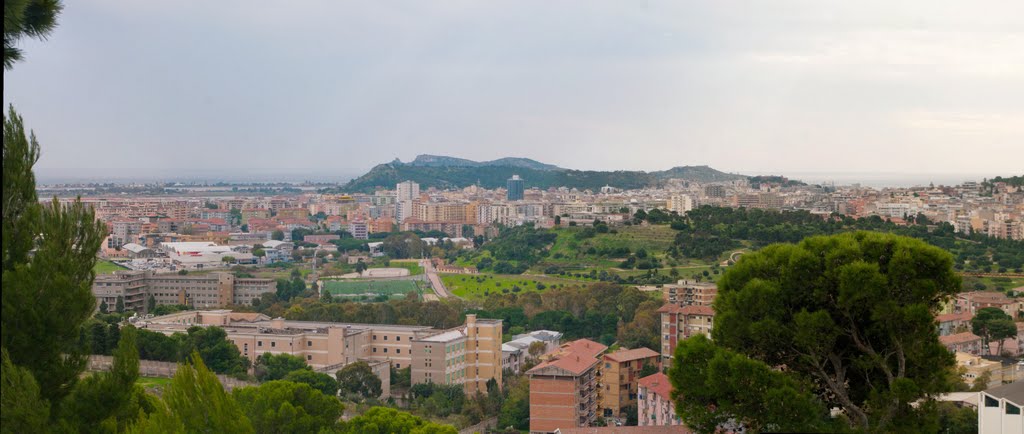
[4,0,1022,177]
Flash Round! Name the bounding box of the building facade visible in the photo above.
[92,271,276,312]
[527,339,608,433]
[507,175,525,201]
[637,372,683,427]
[141,310,503,396]
[599,348,661,418]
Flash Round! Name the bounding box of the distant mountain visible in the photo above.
[405,154,563,171]
[341,155,746,192]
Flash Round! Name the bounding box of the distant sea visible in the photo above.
[35,168,364,185]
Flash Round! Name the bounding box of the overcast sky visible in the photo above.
[4,0,1023,178]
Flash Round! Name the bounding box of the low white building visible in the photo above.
[501,330,562,374]
[979,381,1024,434]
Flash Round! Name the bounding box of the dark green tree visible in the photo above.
[271,230,285,241]
[282,369,339,397]
[336,361,382,399]
[115,295,125,313]
[183,326,249,375]
[673,231,962,432]
[156,352,254,434]
[2,107,107,405]
[233,380,344,434]
[3,0,63,69]
[497,376,530,431]
[0,349,51,432]
[342,406,456,434]
[147,294,157,313]
[254,353,308,382]
[58,326,146,433]
[971,307,1017,355]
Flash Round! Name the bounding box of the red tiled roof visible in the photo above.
[638,372,672,401]
[604,347,660,363]
[529,353,600,376]
[936,312,973,322]
[939,332,982,345]
[555,338,608,360]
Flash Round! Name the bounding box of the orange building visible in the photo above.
[599,347,661,418]
[527,339,608,433]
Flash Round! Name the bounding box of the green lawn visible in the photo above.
[137,376,173,390]
[94,260,127,274]
[963,275,1024,293]
[322,279,422,300]
[442,273,584,300]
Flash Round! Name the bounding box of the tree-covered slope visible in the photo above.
[340,156,745,192]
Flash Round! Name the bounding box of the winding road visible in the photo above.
[421,259,452,298]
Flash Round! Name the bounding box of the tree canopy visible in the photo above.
[4,0,63,69]
[233,380,344,434]
[336,362,382,399]
[671,231,962,432]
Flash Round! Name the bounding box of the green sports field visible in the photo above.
[321,279,422,300]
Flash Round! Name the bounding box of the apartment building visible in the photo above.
[661,281,717,307]
[141,310,502,396]
[410,314,503,395]
[527,339,608,433]
[956,291,1023,318]
[637,372,683,427]
[939,332,984,355]
[599,348,661,418]
[658,304,714,362]
[92,271,275,312]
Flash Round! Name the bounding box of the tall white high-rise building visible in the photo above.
[397,180,420,201]
[396,181,420,222]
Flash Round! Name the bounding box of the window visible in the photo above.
[396,349,401,354]
[396,363,400,368]
[373,348,377,353]
[308,340,312,347]
[396,336,401,341]
[258,341,263,347]
[985,396,1000,407]
[384,336,388,341]
[384,348,388,353]
[1008,404,1021,415]
[373,335,377,340]
[271,341,276,348]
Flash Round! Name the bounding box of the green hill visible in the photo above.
[340,156,746,192]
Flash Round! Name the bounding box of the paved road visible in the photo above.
[421,259,452,298]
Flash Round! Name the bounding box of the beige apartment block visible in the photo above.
[140,310,503,396]
[598,347,661,418]
[93,271,275,313]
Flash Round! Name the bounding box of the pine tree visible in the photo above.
[147,294,157,313]
[160,352,254,434]
[3,0,63,70]
[2,107,107,404]
[116,295,125,313]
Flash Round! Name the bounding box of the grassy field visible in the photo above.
[538,225,681,270]
[136,376,173,391]
[322,279,422,300]
[94,259,127,274]
[963,275,1024,292]
[442,273,584,300]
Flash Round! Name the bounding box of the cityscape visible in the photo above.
[4,2,1023,434]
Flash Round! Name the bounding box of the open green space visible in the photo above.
[94,259,127,274]
[442,273,584,300]
[962,275,1024,293]
[136,376,173,390]
[322,279,422,300]
[541,224,678,269]
[379,261,424,276]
